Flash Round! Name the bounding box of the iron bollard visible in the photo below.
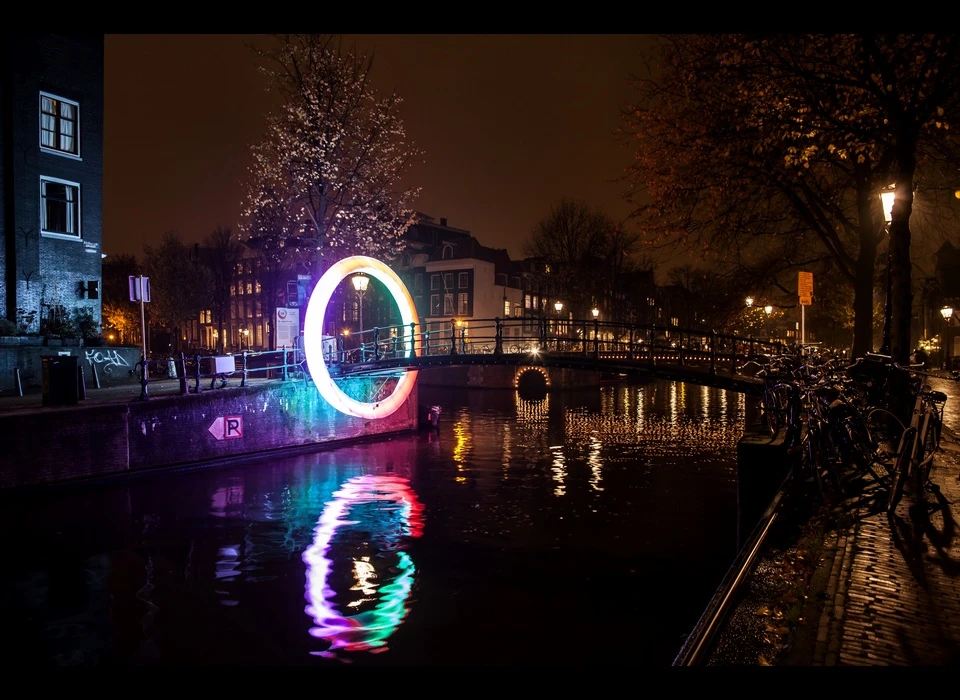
[193,354,202,393]
[14,367,23,397]
[91,361,101,389]
[138,355,149,401]
[282,345,288,381]
[241,351,248,387]
[77,364,87,401]
[179,352,188,394]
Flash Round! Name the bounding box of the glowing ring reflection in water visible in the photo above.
[303,475,425,655]
[303,255,420,418]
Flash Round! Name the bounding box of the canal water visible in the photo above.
[0,379,758,666]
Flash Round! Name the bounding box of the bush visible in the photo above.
[73,309,100,339]
[0,318,18,336]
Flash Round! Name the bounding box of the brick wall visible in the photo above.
[0,376,418,489]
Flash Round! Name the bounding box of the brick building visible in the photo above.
[1,33,104,335]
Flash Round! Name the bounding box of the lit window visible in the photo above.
[246,283,253,295]
[443,294,454,315]
[40,177,80,237]
[458,293,469,315]
[671,317,679,326]
[514,303,521,317]
[504,299,511,317]
[255,281,261,294]
[40,93,79,156]
[430,294,440,316]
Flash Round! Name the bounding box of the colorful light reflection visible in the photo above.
[303,474,424,657]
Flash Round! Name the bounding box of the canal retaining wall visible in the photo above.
[0,343,141,393]
[0,377,418,490]
[417,364,602,389]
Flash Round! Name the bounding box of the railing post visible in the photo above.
[77,364,87,401]
[731,337,738,374]
[460,327,467,354]
[179,352,188,394]
[138,354,149,400]
[649,325,656,366]
[409,322,418,357]
[374,327,381,361]
[709,331,717,375]
[393,333,399,357]
[194,353,202,393]
[424,330,431,356]
[241,350,248,387]
[593,319,600,359]
[628,327,635,360]
[14,367,23,397]
[449,323,457,356]
[282,346,288,381]
[337,334,345,364]
[678,331,684,367]
[494,317,503,355]
[539,316,547,348]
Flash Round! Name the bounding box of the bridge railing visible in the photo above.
[323,316,789,374]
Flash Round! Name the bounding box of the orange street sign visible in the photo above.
[800,296,812,306]
[798,271,813,297]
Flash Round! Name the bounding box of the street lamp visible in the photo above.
[745,296,754,307]
[352,274,369,332]
[764,305,773,315]
[880,183,895,353]
[941,306,953,370]
[592,307,599,319]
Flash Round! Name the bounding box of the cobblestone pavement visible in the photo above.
[783,372,960,666]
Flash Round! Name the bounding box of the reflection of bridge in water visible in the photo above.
[323,317,783,395]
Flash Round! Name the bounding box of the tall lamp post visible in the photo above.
[941,306,953,371]
[880,184,896,354]
[353,274,369,333]
[554,301,563,349]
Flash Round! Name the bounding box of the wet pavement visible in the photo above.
[708,372,960,666]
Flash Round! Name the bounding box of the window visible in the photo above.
[671,317,679,327]
[458,272,469,289]
[246,283,253,295]
[40,93,79,157]
[524,294,531,310]
[414,274,423,292]
[430,294,441,316]
[514,303,521,318]
[230,284,236,296]
[431,274,441,291]
[443,294,454,315]
[255,281,261,294]
[444,273,454,291]
[458,293,469,315]
[40,177,80,237]
[504,299,511,317]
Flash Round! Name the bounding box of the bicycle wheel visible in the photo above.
[761,385,791,438]
[887,426,915,514]
[915,410,941,495]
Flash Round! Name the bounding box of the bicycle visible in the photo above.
[886,376,947,513]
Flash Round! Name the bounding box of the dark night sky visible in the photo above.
[103,34,652,263]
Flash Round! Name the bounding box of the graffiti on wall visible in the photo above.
[84,348,131,375]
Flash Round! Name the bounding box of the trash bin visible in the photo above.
[42,355,79,407]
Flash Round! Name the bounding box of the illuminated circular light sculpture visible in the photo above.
[304,256,420,419]
[303,474,425,656]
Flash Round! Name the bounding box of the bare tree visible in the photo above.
[142,232,212,354]
[201,225,244,354]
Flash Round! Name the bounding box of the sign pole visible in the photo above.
[139,276,147,361]
[801,305,805,348]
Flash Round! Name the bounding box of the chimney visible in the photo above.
[440,217,447,227]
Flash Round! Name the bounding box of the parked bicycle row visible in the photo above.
[756,348,956,514]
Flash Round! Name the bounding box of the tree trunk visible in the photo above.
[852,233,878,360]
[889,154,917,365]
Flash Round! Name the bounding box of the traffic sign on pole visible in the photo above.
[798,271,813,299]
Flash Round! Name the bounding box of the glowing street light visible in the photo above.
[745,296,754,307]
[764,305,773,315]
[592,307,599,319]
[352,274,369,332]
[941,307,954,371]
[554,301,563,314]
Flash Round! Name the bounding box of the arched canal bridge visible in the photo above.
[319,315,781,397]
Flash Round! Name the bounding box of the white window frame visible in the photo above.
[458,272,469,289]
[40,176,81,239]
[39,92,80,158]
